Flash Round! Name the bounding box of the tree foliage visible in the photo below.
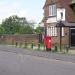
[0,26,5,34]
[1,15,34,34]
[19,25,33,34]
[35,26,44,34]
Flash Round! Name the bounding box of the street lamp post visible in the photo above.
[59,21,62,52]
[56,8,65,52]
[56,21,65,52]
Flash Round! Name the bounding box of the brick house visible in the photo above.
[43,0,75,47]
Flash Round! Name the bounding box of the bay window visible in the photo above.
[47,26,64,36]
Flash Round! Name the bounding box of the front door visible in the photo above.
[71,29,75,46]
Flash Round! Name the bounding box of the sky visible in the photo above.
[0,0,46,24]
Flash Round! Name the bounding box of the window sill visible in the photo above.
[49,15,56,17]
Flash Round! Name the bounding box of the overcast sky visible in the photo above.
[0,0,45,24]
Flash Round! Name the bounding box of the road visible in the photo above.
[0,45,75,75]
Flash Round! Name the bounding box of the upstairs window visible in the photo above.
[49,4,56,16]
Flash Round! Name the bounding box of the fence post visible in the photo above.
[38,43,40,50]
[31,42,34,49]
[24,42,27,48]
[54,43,58,52]
[15,42,18,47]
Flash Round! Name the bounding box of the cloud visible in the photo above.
[0,1,26,22]
[18,9,28,17]
[0,0,45,24]
[0,1,35,23]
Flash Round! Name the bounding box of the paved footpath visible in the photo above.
[0,45,75,63]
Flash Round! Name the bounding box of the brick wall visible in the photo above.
[59,0,75,22]
[43,0,75,47]
[44,0,75,23]
[48,27,69,46]
[0,34,39,45]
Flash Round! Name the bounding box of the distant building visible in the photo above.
[43,0,75,47]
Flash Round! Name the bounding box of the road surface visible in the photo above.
[0,45,75,75]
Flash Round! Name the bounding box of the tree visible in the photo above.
[1,15,34,34]
[19,25,33,34]
[18,18,34,34]
[1,15,21,34]
[35,26,44,34]
[0,26,5,34]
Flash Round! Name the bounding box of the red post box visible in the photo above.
[44,36,51,51]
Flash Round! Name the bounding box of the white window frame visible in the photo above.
[49,4,56,16]
[47,26,57,36]
[62,27,64,36]
[47,27,64,37]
